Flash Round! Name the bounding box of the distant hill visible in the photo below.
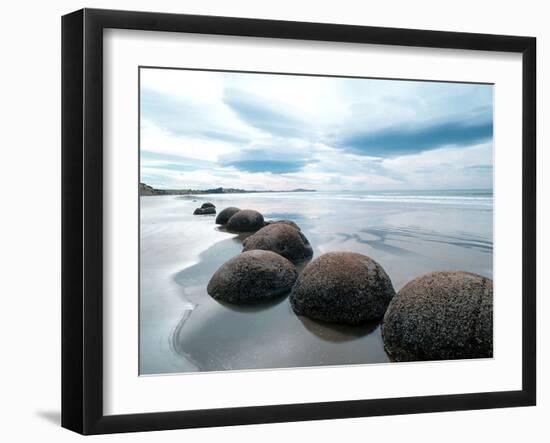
[139,183,316,196]
[139,183,159,195]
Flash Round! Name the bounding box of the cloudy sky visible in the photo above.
[140,68,493,191]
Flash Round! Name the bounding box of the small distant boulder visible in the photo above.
[290,252,395,325]
[201,202,215,209]
[264,219,301,231]
[226,209,264,232]
[207,250,298,303]
[382,271,493,362]
[193,207,216,215]
[215,207,241,225]
[242,223,313,262]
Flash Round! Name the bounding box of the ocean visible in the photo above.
[139,190,493,375]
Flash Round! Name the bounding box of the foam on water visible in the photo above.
[203,189,493,207]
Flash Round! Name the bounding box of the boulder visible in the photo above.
[193,207,216,215]
[242,223,313,262]
[226,209,265,232]
[207,250,298,303]
[264,219,301,230]
[215,207,241,225]
[201,202,215,209]
[290,252,395,325]
[381,271,493,362]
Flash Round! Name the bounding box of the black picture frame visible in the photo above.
[61,8,536,435]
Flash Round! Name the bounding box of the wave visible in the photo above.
[329,194,493,206]
[238,191,493,207]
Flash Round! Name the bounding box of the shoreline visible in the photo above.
[139,182,317,196]
[140,193,492,374]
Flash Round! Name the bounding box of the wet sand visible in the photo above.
[140,191,493,375]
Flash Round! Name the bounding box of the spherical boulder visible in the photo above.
[193,207,216,215]
[201,202,215,209]
[381,271,493,362]
[226,209,264,232]
[242,223,313,262]
[290,252,395,325]
[264,219,301,230]
[215,207,241,225]
[207,250,298,303]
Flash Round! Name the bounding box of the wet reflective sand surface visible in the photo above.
[140,191,493,374]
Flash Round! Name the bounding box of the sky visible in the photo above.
[140,68,493,191]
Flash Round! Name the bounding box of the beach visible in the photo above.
[139,190,493,375]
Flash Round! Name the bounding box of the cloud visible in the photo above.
[141,160,197,172]
[380,142,493,189]
[464,164,493,172]
[340,116,493,157]
[140,118,241,163]
[222,88,308,138]
[217,138,320,174]
[224,159,310,174]
[139,68,494,190]
[141,88,258,145]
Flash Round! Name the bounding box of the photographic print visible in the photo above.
[139,67,494,375]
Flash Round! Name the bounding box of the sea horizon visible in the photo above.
[143,184,493,193]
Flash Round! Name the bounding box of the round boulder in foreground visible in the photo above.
[264,219,301,230]
[201,202,215,209]
[207,250,298,303]
[226,209,265,232]
[290,252,395,325]
[242,223,313,262]
[381,271,493,362]
[193,207,216,215]
[215,207,241,225]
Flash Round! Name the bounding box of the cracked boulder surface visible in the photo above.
[382,270,493,362]
[207,250,298,304]
[290,252,395,325]
[242,223,313,262]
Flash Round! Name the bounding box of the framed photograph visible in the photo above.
[61,8,536,435]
